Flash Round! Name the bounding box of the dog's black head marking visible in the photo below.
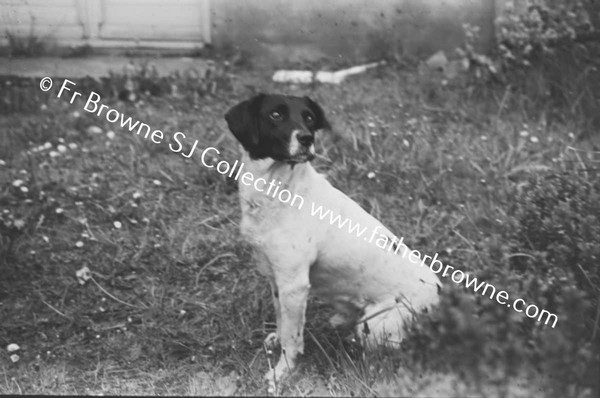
[225,93,331,163]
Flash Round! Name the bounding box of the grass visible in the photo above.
[0,62,598,396]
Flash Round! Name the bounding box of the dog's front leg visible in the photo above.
[264,280,281,350]
[265,272,310,392]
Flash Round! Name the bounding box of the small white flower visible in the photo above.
[73,111,80,118]
[43,142,52,150]
[530,136,539,143]
[87,126,103,135]
[113,221,122,229]
[142,217,150,223]
[14,219,25,229]
[481,136,488,141]
[49,151,60,158]
[370,131,377,136]
[19,169,27,175]
[20,186,28,193]
[106,131,116,140]
[7,343,20,352]
[367,172,376,179]
[10,354,19,363]
[81,232,89,238]
[68,143,78,150]
[519,130,529,137]
[75,241,84,248]
[179,309,186,315]
[153,179,162,186]
[42,235,49,243]
[367,122,376,128]
[55,208,64,214]
[12,179,24,187]
[58,138,65,143]
[40,104,47,111]
[57,144,67,153]
[76,265,91,284]
[0,159,5,166]
[132,191,142,199]
[403,139,410,147]
[568,132,575,139]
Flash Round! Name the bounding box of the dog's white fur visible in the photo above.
[237,150,441,390]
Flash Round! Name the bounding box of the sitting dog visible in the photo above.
[225,94,441,391]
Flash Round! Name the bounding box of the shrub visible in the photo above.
[457,0,600,133]
[404,167,600,396]
[496,0,595,68]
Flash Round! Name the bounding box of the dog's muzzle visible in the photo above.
[289,130,316,162]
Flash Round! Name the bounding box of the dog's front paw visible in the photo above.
[264,360,289,396]
[263,332,280,351]
[265,367,279,395]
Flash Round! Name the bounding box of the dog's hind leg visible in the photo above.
[359,301,410,351]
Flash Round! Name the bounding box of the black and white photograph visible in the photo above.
[0,0,599,396]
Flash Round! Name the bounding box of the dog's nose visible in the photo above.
[297,132,314,147]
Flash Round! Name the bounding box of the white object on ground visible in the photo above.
[272,61,386,84]
[7,343,20,352]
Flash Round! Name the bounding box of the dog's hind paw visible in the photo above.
[263,332,280,351]
[329,313,351,328]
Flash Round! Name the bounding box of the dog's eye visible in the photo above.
[269,111,283,121]
[304,113,314,125]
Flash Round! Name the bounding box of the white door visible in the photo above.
[1,0,210,47]
[97,0,210,42]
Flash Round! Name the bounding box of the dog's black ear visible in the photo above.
[304,96,331,131]
[225,93,266,152]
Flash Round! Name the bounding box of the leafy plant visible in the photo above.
[496,0,595,68]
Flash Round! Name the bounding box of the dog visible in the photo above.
[225,94,441,392]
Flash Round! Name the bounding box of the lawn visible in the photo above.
[0,60,598,396]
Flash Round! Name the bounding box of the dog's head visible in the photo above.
[225,94,331,163]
